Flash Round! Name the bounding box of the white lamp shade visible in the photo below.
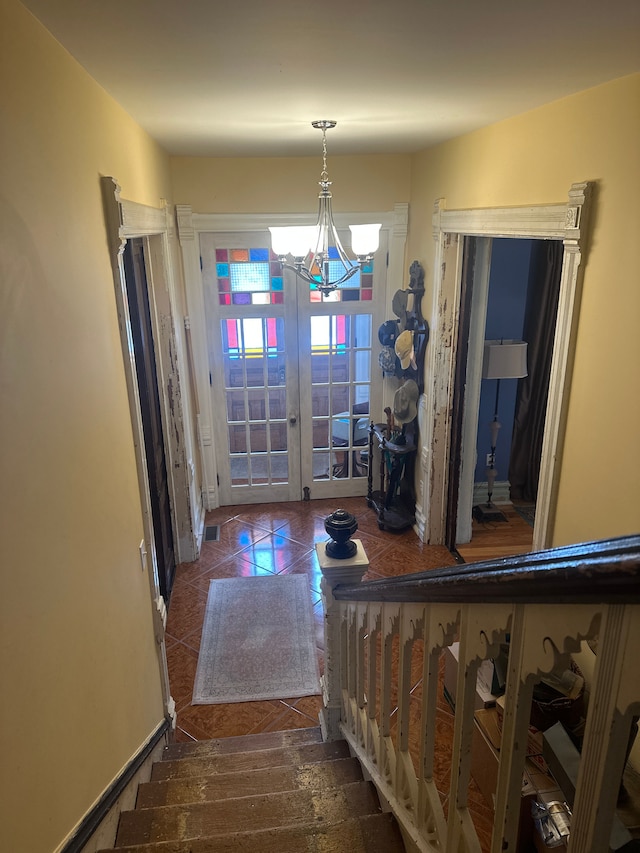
[269,226,317,258]
[482,340,528,379]
[349,223,381,256]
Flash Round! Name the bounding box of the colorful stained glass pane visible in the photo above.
[342,290,359,302]
[361,262,374,274]
[272,292,284,304]
[271,277,283,291]
[251,293,270,305]
[266,318,277,348]
[218,278,231,292]
[361,274,373,288]
[233,293,252,305]
[331,261,358,287]
[219,293,231,305]
[231,249,249,262]
[228,320,239,350]
[215,249,228,262]
[361,289,373,301]
[250,248,269,262]
[328,246,339,259]
[231,262,270,292]
[216,263,230,278]
[270,262,281,276]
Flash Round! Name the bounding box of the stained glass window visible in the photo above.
[214,247,284,306]
[210,242,374,305]
[308,254,374,303]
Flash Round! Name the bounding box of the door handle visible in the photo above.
[289,416,297,425]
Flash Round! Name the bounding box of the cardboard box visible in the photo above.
[496,695,549,774]
[444,642,500,711]
[470,709,536,849]
[471,708,534,806]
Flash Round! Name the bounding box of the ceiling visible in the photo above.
[21,0,640,157]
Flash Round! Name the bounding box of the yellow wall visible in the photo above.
[171,153,411,213]
[408,73,640,545]
[0,2,171,850]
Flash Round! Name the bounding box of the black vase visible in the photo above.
[325,509,358,559]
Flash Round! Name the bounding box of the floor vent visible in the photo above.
[204,525,220,542]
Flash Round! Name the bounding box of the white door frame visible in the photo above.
[177,204,409,509]
[102,177,204,725]
[417,182,591,551]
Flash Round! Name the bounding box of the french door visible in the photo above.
[200,230,386,505]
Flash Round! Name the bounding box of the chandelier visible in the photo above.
[269,121,381,295]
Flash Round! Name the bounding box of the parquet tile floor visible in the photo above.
[165,496,531,851]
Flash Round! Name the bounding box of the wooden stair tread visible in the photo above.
[151,739,351,781]
[163,726,323,761]
[115,781,381,846]
[137,756,363,807]
[103,812,405,852]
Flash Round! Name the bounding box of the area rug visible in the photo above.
[192,575,321,704]
[514,503,536,527]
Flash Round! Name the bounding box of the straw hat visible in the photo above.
[393,379,419,425]
[394,330,414,370]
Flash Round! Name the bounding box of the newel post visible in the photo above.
[316,509,369,741]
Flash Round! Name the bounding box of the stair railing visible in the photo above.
[317,533,640,853]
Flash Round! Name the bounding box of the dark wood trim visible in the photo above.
[333,534,640,604]
[60,718,170,853]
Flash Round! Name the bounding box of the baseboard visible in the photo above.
[413,505,427,542]
[473,480,511,506]
[193,494,206,558]
[57,718,170,853]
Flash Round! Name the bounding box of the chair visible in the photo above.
[331,401,370,477]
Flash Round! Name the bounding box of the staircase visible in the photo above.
[103,726,406,852]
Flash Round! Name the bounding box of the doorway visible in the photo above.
[420,183,591,552]
[122,238,176,600]
[446,237,563,553]
[200,231,385,505]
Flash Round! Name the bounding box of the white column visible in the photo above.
[316,539,370,740]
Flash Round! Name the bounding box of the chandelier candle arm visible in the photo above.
[269,120,381,295]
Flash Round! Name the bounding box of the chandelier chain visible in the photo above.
[320,127,329,185]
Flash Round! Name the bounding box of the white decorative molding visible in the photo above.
[190,209,396,234]
[392,202,409,237]
[425,182,592,549]
[153,595,167,641]
[175,204,195,242]
[197,416,212,446]
[101,177,200,721]
[413,506,427,541]
[203,486,217,508]
[119,196,167,238]
[435,201,571,240]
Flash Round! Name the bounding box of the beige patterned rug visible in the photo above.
[192,575,321,704]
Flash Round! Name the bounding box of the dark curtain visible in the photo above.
[509,241,563,503]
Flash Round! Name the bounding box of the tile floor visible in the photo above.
[165,495,494,849]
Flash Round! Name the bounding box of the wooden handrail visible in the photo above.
[333,533,640,603]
